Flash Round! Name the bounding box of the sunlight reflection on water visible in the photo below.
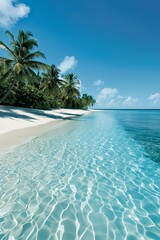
[0,111,160,239]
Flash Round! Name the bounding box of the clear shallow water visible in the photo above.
[114,110,160,163]
[0,110,160,240]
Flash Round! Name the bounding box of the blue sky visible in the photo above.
[0,0,160,108]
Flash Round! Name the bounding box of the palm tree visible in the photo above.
[62,73,80,108]
[0,30,48,104]
[62,73,80,97]
[81,94,96,109]
[41,65,64,96]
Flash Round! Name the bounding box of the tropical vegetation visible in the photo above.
[0,30,96,110]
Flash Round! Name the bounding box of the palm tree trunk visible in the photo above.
[0,78,17,104]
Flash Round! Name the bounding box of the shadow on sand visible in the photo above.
[0,106,69,121]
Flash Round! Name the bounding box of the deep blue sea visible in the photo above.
[0,110,159,240]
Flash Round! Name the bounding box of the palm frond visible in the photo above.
[24,51,46,61]
[21,68,36,81]
[25,68,37,77]
[41,72,48,78]
[23,39,38,49]
[13,63,23,74]
[21,30,33,38]
[16,31,38,50]
[26,61,49,70]
[0,41,15,58]
[0,57,12,62]
[0,57,14,73]
[1,65,16,81]
[5,30,15,42]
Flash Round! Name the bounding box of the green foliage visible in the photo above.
[0,30,48,104]
[41,65,63,96]
[14,84,50,109]
[0,79,16,105]
[81,94,96,109]
[0,30,96,110]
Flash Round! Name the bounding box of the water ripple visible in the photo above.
[0,111,160,239]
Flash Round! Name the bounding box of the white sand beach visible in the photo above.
[0,106,91,151]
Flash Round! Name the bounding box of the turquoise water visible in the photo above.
[0,110,160,240]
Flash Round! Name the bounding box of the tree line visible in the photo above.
[0,30,96,110]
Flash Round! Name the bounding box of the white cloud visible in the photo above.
[123,96,138,106]
[93,79,104,86]
[0,0,30,28]
[97,88,118,102]
[96,87,139,108]
[58,56,77,74]
[117,95,124,99]
[108,99,115,105]
[148,93,160,104]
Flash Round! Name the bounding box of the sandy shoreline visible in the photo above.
[0,106,91,151]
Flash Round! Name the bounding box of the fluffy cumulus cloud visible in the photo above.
[58,56,77,74]
[148,93,160,104]
[0,0,30,28]
[97,88,118,102]
[96,87,138,108]
[93,79,104,86]
[122,96,138,106]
